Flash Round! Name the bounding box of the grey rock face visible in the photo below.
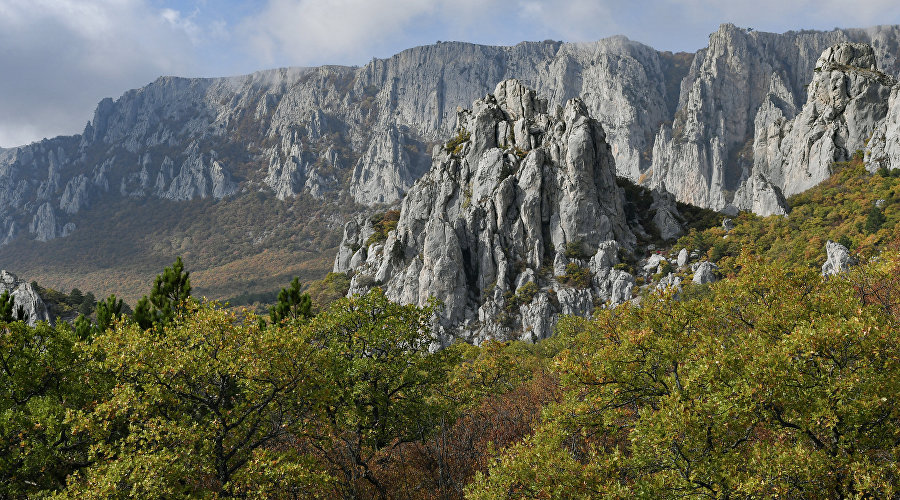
[742,43,896,209]
[336,80,634,344]
[676,247,689,267]
[650,25,900,213]
[3,25,900,251]
[867,85,900,172]
[692,261,719,284]
[650,188,684,240]
[0,35,676,246]
[822,240,855,276]
[0,270,51,326]
[29,203,58,242]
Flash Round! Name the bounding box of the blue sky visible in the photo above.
[1,0,899,147]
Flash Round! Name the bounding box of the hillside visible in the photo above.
[2,150,899,497]
[2,26,900,301]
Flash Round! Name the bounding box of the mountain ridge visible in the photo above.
[2,24,900,300]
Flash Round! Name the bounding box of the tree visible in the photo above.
[472,255,900,497]
[865,205,886,233]
[78,292,96,316]
[270,276,313,324]
[303,289,453,499]
[0,321,94,497]
[94,294,123,332]
[133,257,192,330]
[73,295,125,340]
[68,288,83,305]
[63,303,331,498]
[0,290,26,323]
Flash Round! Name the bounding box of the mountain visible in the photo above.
[1,25,900,301]
[335,80,642,344]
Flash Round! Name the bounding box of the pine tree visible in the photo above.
[134,257,192,330]
[95,294,124,332]
[0,291,28,323]
[865,205,886,233]
[0,290,15,323]
[74,314,92,340]
[269,277,312,324]
[74,294,125,340]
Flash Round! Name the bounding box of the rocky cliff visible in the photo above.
[735,42,898,214]
[0,38,678,248]
[3,25,900,301]
[335,80,642,344]
[0,270,51,326]
[649,24,900,213]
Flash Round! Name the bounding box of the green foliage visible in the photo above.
[302,289,454,497]
[94,294,123,333]
[473,255,900,497]
[364,209,401,247]
[558,263,591,288]
[515,281,539,305]
[676,163,900,273]
[1,321,94,497]
[0,290,26,323]
[270,276,313,324]
[305,272,351,313]
[866,205,886,233]
[73,313,92,340]
[445,129,471,156]
[133,256,192,330]
[563,240,588,260]
[77,292,95,316]
[63,303,330,497]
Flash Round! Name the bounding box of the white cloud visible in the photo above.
[0,0,202,147]
[3,0,899,147]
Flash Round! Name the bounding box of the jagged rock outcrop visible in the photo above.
[336,80,635,344]
[650,25,900,214]
[349,125,430,204]
[0,36,680,246]
[0,270,51,326]
[2,25,900,260]
[821,240,855,276]
[649,188,684,240]
[867,85,900,171]
[693,261,719,284]
[738,43,897,212]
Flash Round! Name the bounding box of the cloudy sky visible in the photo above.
[1,0,899,148]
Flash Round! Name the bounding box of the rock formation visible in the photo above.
[650,25,900,214]
[821,240,856,276]
[0,270,51,326]
[736,43,898,213]
[335,80,636,344]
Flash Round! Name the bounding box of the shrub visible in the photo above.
[445,129,471,156]
[558,263,591,289]
[515,282,539,305]
[865,205,886,234]
[365,210,401,247]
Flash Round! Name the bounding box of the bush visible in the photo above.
[558,263,591,289]
[515,282,539,305]
[445,129,471,156]
[866,206,886,234]
[564,240,589,260]
[364,210,401,247]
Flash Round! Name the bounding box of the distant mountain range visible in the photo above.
[1,23,899,302]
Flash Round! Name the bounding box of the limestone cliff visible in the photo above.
[0,270,51,326]
[335,80,636,344]
[736,42,898,214]
[2,24,900,255]
[650,24,900,213]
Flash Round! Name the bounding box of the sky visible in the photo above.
[1,0,899,148]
